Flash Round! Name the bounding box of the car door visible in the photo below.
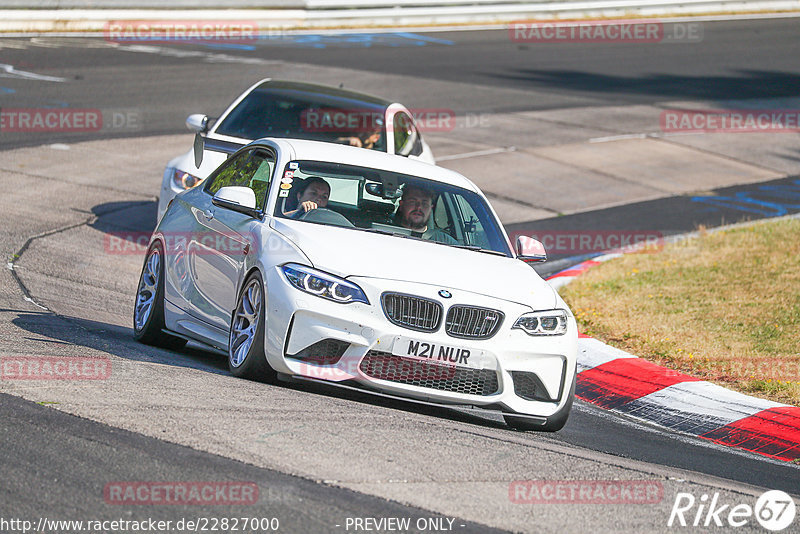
[187,148,275,332]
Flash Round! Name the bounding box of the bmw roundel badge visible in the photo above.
[438,290,452,298]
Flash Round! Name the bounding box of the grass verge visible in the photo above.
[561,218,800,405]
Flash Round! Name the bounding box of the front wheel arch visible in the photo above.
[132,239,186,350]
[231,265,265,327]
[228,269,276,383]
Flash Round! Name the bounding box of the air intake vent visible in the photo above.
[381,293,442,332]
[360,351,499,396]
[511,371,556,402]
[286,339,349,366]
[445,306,504,339]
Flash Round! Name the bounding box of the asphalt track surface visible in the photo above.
[3,17,800,148]
[1,18,800,533]
[0,393,504,533]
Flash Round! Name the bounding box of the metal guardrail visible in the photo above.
[0,1,307,7]
[0,0,798,33]
[2,0,799,8]
[0,0,625,6]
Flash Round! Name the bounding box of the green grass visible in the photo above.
[562,218,800,405]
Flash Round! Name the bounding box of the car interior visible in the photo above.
[272,161,504,254]
[279,175,400,229]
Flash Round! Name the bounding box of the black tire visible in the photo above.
[133,241,187,350]
[504,372,576,432]
[228,271,277,383]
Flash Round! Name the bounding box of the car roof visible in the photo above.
[254,79,393,108]
[256,138,478,191]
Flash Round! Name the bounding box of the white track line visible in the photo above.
[436,146,516,161]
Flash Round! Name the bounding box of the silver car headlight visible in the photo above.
[171,168,204,190]
[512,310,568,336]
[281,264,369,305]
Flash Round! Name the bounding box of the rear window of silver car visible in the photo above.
[214,88,388,152]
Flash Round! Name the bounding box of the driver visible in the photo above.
[338,128,381,150]
[396,185,457,245]
[284,177,330,219]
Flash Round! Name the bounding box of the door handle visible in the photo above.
[203,209,214,220]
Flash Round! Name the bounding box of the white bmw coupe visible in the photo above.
[135,138,577,431]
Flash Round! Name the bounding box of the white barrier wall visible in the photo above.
[2,0,797,8]
[1,0,798,33]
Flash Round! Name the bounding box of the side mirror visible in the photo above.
[212,186,260,218]
[186,114,209,134]
[516,236,547,263]
[187,115,209,169]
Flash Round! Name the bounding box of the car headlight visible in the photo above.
[512,310,568,336]
[281,264,369,305]
[172,168,204,190]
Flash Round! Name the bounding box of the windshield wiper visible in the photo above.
[356,227,416,239]
[357,227,392,235]
[450,244,508,256]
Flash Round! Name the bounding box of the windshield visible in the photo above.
[274,160,512,256]
[214,87,388,152]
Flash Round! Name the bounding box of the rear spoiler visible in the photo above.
[193,136,246,167]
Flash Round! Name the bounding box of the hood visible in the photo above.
[272,219,557,309]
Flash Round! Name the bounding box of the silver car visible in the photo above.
[158,79,435,220]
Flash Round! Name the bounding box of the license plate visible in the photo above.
[391,336,491,370]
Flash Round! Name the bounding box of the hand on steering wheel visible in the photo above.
[300,200,318,213]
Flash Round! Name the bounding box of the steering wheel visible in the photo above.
[299,208,354,228]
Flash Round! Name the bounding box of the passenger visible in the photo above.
[338,127,381,150]
[396,185,457,244]
[284,177,331,219]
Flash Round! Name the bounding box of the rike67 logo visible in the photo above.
[668,490,796,531]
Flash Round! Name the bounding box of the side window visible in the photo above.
[393,112,423,157]
[452,195,491,249]
[204,149,275,211]
[326,176,359,207]
[434,193,454,234]
[204,150,251,196]
[248,154,274,211]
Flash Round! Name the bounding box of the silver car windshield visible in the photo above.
[274,160,512,256]
[214,88,388,152]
